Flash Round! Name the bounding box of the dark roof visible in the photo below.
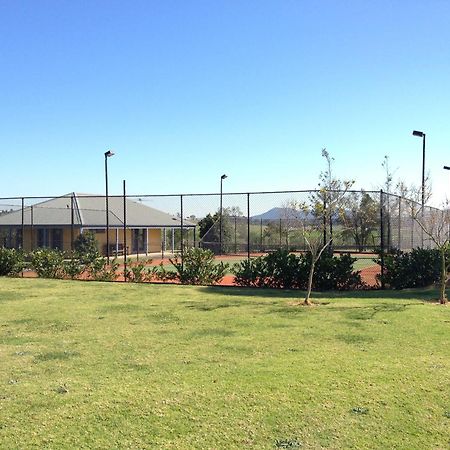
[0,193,194,228]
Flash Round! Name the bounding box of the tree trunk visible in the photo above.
[439,249,448,304]
[304,260,315,305]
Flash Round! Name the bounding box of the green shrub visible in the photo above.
[312,253,363,290]
[233,250,362,290]
[73,231,100,264]
[153,262,178,282]
[86,257,119,282]
[264,250,306,289]
[376,248,441,289]
[233,257,268,287]
[161,248,228,285]
[125,261,156,282]
[30,249,65,279]
[61,252,86,280]
[0,248,24,276]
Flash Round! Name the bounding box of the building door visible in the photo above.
[51,229,63,250]
[132,229,146,253]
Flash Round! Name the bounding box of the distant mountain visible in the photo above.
[251,207,309,222]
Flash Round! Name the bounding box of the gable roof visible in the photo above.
[0,193,194,228]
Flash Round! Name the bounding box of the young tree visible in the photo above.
[310,149,355,253]
[198,207,241,254]
[405,189,449,304]
[280,200,304,248]
[341,191,379,252]
[301,149,354,305]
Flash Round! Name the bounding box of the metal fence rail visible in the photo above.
[0,189,444,284]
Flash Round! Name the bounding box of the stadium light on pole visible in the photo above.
[412,130,426,209]
[104,150,115,263]
[219,174,228,255]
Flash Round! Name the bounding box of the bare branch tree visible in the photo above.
[404,186,449,304]
[301,149,354,305]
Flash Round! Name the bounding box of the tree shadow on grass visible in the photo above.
[201,285,440,303]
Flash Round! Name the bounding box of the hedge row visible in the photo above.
[232,250,363,290]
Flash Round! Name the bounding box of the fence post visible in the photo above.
[71,195,74,251]
[247,193,250,260]
[387,193,391,251]
[21,198,24,250]
[398,196,401,251]
[123,180,127,282]
[260,218,263,253]
[30,205,34,251]
[380,189,385,289]
[180,194,184,271]
[279,218,282,250]
[234,216,237,254]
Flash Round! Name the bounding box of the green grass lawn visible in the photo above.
[0,278,449,449]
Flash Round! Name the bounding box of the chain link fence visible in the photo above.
[0,190,444,286]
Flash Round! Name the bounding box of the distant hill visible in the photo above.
[251,207,309,222]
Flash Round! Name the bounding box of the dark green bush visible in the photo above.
[232,257,269,287]
[157,248,228,285]
[376,248,441,289]
[0,248,24,276]
[264,250,306,289]
[233,249,362,290]
[73,231,100,264]
[313,253,363,290]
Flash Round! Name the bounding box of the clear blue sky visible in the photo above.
[1,0,450,205]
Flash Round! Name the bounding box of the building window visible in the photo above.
[37,228,63,249]
[37,229,50,248]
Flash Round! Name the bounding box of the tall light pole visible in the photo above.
[219,174,227,255]
[104,150,115,263]
[412,130,426,209]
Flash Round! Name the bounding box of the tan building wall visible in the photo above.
[148,228,161,253]
[86,228,162,255]
[20,227,80,252]
[3,226,164,255]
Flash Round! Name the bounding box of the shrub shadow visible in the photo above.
[201,285,440,302]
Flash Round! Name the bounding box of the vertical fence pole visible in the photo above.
[387,194,391,252]
[247,193,250,260]
[30,205,34,251]
[71,195,74,251]
[21,198,24,250]
[329,196,333,253]
[21,198,24,277]
[123,180,127,282]
[260,218,263,253]
[234,216,237,254]
[279,218,282,250]
[180,194,184,271]
[398,197,401,251]
[380,189,385,289]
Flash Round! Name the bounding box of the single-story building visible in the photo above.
[0,193,195,255]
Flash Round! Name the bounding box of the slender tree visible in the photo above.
[301,149,354,305]
[405,187,449,304]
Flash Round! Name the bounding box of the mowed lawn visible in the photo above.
[0,279,449,449]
